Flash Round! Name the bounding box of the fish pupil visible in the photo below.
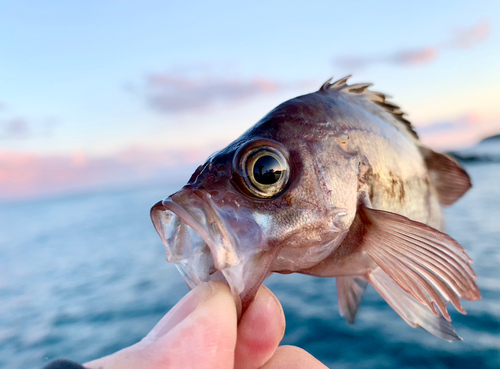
[253,155,282,185]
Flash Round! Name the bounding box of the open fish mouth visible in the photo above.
[151,187,269,316]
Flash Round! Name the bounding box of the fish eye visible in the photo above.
[253,155,282,185]
[232,139,291,199]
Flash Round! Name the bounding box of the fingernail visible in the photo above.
[145,282,214,340]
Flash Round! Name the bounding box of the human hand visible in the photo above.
[83,281,327,369]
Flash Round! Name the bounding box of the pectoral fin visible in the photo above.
[337,276,367,324]
[420,146,472,206]
[359,205,480,321]
[368,268,461,341]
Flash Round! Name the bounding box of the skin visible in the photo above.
[84,282,327,369]
[151,80,446,309]
[151,78,477,338]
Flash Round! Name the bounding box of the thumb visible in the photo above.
[144,281,238,368]
[85,282,238,369]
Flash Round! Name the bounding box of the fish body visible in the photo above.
[151,77,479,340]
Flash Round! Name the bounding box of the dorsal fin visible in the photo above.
[319,76,419,139]
[420,146,472,206]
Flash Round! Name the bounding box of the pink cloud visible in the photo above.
[139,71,312,114]
[2,112,499,201]
[335,19,489,70]
[417,113,500,150]
[0,145,219,201]
[452,20,489,49]
[391,47,438,66]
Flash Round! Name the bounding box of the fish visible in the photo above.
[151,76,480,341]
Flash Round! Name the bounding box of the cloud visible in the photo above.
[417,112,499,150]
[335,19,489,70]
[1,119,30,138]
[2,112,499,201]
[148,76,278,113]
[0,117,59,140]
[136,70,313,114]
[452,20,489,49]
[390,47,438,66]
[417,113,478,135]
[0,144,220,201]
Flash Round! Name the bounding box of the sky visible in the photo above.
[1,0,499,201]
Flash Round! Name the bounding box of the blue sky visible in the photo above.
[1,0,499,199]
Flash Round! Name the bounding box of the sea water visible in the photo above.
[1,161,499,368]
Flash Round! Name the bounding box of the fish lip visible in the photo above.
[151,196,238,268]
[163,193,241,270]
[151,190,247,315]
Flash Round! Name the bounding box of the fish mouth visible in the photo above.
[151,187,271,316]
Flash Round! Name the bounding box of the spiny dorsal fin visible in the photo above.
[332,75,352,87]
[319,77,334,91]
[345,83,372,94]
[319,76,418,139]
[420,146,472,206]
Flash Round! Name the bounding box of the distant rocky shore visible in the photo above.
[448,133,500,163]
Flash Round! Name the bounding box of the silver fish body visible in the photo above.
[151,77,479,340]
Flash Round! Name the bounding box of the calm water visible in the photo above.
[1,160,499,368]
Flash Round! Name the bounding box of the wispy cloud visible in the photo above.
[132,68,313,114]
[2,112,499,201]
[147,76,282,113]
[417,114,480,136]
[335,19,489,70]
[417,112,499,150]
[451,20,489,48]
[1,118,30,138]
[391,47,438,66]
[0,102,60,140]
[0,117,59,140]
[0,145,218,201]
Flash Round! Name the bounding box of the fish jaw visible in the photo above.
[150,186,276,316]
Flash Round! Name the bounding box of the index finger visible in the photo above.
[234,285,286,369]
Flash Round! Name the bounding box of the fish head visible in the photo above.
[151,92,360,315]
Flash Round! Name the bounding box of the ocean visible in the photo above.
[1,151,499,368]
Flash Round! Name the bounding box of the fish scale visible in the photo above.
[151,76,479,341]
